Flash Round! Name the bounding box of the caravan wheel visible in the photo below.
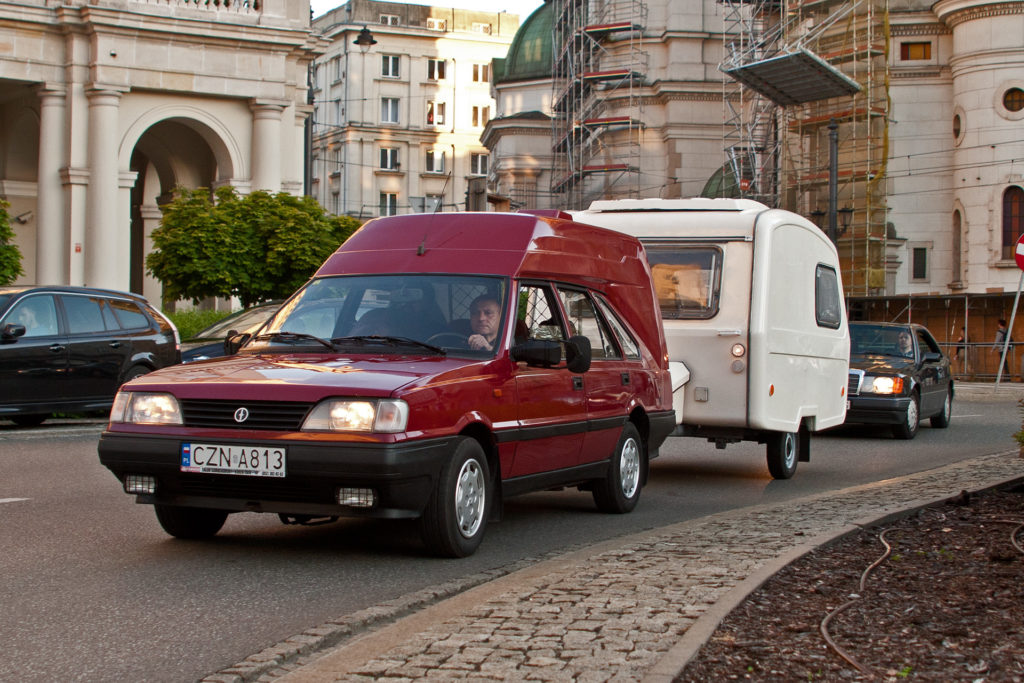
[766,431,799,480]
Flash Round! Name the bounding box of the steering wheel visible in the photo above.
[426,332,468,347]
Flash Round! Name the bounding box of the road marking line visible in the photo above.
[0,498,29,504]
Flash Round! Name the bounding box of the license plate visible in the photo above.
[181,443,286,477]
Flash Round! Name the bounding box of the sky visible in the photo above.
[310,0,545,21]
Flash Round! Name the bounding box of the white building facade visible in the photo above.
[1,0,322,303]
[310,1,518,218]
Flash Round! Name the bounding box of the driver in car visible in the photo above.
[467,294,502,352]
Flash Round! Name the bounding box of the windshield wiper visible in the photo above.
[254,331,337,351]
[332,335,446,356]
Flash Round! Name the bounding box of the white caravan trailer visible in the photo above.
[569,198,850,479]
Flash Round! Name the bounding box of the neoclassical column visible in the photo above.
[84,86,128,290]
[36,85,67,284]
[250,100,288,192]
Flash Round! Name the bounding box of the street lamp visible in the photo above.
[838,206,854,239]
[353,26,376,53]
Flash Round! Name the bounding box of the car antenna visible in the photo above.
[418,170,452,256]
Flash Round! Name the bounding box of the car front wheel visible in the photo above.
[154,504,228,539]
[593,422,644,514]
[892,391,920,440]
[766,430,799,479]
[930,387,952,429]
[420,437,490,558]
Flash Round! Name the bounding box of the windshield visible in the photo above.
[850,324,915,359]
[198,304,279,339]
[250,274,509,357]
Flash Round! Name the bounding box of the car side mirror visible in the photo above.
[564,335,592,374]
[223,330,250,356]
[1,323,26,341]
[922,351,942,363]
[511,339,561,368]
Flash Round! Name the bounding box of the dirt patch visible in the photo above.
[678,485,1024,682]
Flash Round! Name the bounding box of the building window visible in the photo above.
[379,14,399,25]
[470,153,488,176]
[910,245,929,281]
[380,147,399,170]
[427,59,446,81]
[426,100,445,126]
[379,192,398,216]
[900,42,931,60]
[333,57,343,82]
[331,192,340,215]
[427,17,446,31]
[381,97,399,124]
[472,23,492,35]
[1004,88,1024,113]
[953,113,961,139]
[472,64,490,82]
[425,149,446,174]
[472,105,490,127]
[382,55,400,78]
[1003,186,1024,260]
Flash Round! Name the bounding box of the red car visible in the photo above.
[98,212,676,556]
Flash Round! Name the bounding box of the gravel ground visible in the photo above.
[678,483,1024,682]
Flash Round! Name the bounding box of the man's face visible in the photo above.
[470,299,500,340]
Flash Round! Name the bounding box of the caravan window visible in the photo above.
[815,264,842,329]
[643,246,721,320]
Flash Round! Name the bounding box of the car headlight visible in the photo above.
[110,391,183,425]
[869,376,904,395]
[302,399,409,433]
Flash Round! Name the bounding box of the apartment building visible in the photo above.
[310,1,518,218]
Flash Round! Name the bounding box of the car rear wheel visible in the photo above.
[766,430,799,480]
[593,422,644,514]
[121,365,151,384]
[892,391,920,440]
[930,387,952,429]
[11,414,47,427]
[420,437,490,558]
[154,504,228,539]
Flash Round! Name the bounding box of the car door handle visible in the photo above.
[572,376,584,391]
[621,372,630,385]
[48,344,65,353]
[109,342,122,348]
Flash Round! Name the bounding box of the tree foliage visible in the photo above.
[0,199,24,285]
[146,187,359,307]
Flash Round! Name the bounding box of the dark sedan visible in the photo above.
[846,321,953,439]
[0,285,179,426]
[180,301,280,363]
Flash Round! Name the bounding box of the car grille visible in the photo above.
[180,399,313,431]
[848,370,865,396]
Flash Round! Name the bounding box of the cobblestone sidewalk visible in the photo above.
[203,445,1024,683]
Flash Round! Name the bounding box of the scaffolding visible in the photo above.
[719,0,890,297]
[719,0,784,206]
[550,0,648,210]
[781,0,890,298]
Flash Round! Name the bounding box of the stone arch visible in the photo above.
[121,106,245,301]
[120,104,242,185]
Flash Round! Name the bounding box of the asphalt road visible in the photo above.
[0,398,1017,682]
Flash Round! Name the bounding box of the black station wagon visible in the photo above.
[0,285,179,426]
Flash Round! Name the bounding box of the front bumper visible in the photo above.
[845,395,912,426]
[98,432,456,519]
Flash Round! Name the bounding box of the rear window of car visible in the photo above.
[108,299,151,330]
[61,295,107,333]
[642,245,721,320]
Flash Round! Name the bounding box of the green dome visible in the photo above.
[494,2,552,84]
